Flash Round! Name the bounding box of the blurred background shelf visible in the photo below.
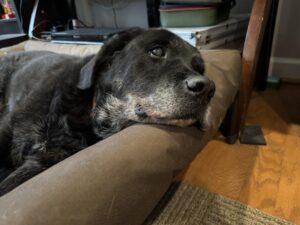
[0,0,27,47]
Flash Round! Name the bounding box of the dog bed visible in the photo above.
[0,40,241,225]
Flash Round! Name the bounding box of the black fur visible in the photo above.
[0,28,215,196]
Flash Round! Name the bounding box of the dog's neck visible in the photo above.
[91,94,135,139]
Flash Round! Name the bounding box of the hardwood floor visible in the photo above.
[180,84,300,224]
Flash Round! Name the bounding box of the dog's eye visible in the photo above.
[149,47,165,58]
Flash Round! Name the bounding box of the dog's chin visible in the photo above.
[132,104,212,128]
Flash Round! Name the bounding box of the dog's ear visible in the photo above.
[77,28,144,90]
[77,57,97,90]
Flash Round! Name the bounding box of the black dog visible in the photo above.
[0,28,215,196]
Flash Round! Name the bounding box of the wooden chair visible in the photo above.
[220,0,274,143]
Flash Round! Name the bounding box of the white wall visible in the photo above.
[268,0,300,80]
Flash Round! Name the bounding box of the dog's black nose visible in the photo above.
[185,76,210,94]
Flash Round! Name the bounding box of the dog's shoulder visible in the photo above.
[3,50,94,87]
[0,50,92,71]
[0,50,55,67]
[1,51,95,115]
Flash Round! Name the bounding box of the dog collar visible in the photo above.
[92,95,97,109]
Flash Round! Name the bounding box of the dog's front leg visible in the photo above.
[0,157,44,197]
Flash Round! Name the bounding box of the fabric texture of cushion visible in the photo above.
[0,40,241,225]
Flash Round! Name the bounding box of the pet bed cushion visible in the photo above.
[0,41,241,225]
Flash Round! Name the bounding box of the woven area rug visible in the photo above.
[144,182,294,225]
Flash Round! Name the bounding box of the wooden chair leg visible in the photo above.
[219,93,240,144]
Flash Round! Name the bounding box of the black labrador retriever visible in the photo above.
[0,28,215,196]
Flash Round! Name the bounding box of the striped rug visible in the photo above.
[144,182,294,225]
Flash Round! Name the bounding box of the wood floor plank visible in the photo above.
[180,86,300,224]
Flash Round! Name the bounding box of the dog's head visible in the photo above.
[78,28,215,137]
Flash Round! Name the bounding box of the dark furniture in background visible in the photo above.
[254,0,279,91]
[147,0,161,27]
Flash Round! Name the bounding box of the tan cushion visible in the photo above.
[24,40,101,56]
[0,41,26,56]
[0,41,241,225]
